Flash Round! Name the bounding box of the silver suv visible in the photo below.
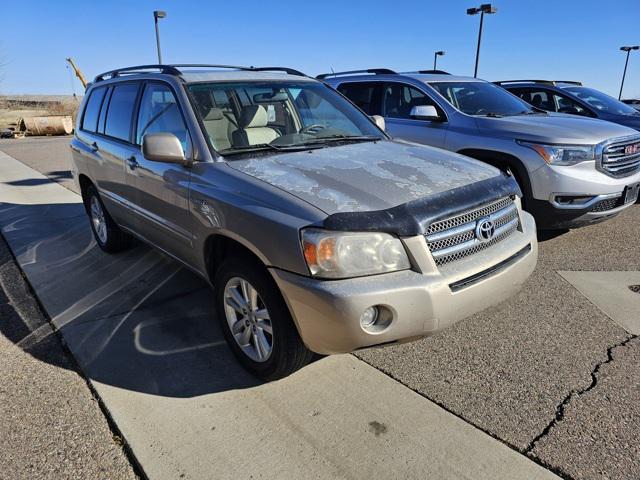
[323,70,640,228]
[71,64,537,379]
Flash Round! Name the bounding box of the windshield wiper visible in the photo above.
[517,109,547,115]
[301,134,382,145]
[220,143,323,156]
[476,112,504,118]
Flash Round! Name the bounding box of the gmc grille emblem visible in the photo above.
[625,144,640,155]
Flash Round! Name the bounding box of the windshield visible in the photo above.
[430,81,534,116]
[188,81,384,155]
[563,86,639,115]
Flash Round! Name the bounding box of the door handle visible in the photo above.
[126,156,138,170]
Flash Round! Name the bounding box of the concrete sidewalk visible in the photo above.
[0,151,559,479]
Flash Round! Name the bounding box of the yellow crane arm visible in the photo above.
[66,57,88,89]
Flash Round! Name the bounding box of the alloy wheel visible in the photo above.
[223,277,273,362]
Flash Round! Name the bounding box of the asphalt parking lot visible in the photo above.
[0,136,638,480]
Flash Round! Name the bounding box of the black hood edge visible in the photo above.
[321,173,521,236]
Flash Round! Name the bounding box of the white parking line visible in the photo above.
[0,150,559,479]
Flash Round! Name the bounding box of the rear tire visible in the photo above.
[214,257,313,381]
[85,184,131,253]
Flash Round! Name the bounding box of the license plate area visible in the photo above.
[624,183,640,204]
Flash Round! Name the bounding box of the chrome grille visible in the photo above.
[426,197,520,267]
[601,138,640,178]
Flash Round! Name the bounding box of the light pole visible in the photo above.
[619,46,639,100]
[467,4,497,78]
[434,51,445,70]
[153,10,167,64]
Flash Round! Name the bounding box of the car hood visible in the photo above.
[226,140,499,214]
[474,113,639,144]
[609,115,640,132]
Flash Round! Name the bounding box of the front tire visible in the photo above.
[214,257,313,380]
[85,184,131,253]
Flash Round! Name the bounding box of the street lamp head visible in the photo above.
[154,10,167,20]
[620,46,639,52]
[480,4,497,14]
[467,7,480,15]
[436,51,445,56]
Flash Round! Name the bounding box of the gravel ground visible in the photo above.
[0,234,138,480]
[2,136,639,480]
[357,206,640,479]
[531,337,640,479]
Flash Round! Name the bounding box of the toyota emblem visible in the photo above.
[475,217,496,243]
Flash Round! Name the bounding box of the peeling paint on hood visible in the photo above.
[226,140,499,214]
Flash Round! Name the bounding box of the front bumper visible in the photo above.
[270,212,537,354]
[528,161,640,228]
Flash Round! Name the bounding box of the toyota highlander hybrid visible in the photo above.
[323,69,640,228]
[71,64,537,379]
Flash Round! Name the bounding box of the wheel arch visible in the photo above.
[457,149,533,199]
[203,233,267,285]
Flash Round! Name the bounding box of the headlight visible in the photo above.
[301,229,411,279]
[517,140,595,166]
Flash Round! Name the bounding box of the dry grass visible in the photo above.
[0,95,80,130]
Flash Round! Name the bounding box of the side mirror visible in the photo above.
[142,133,188,165]
[371,115,386,131]
[410,105,441,121]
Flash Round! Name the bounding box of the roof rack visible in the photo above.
[94,64,308,83]
[415,69,451,75]
[316,69,396,80]
[494,79,583,86]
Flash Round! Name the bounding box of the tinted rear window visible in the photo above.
[105,83,139,141]
[81,87,107,132]
[337,82,381,115]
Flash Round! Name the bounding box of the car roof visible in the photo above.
[180,70,313,83]
[90,64,315,88]
[324,72,481,84]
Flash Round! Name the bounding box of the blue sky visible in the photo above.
[2,0,639,98]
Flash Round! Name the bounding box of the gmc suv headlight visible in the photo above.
[301,229,411,279]
[517,140,595,166]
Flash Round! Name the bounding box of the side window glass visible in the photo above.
[383,83,435,119]
[81,87,107,132]
[337,83,380,115]
[526,89,555,111]
[105,83,139,142]
[136,83,189,150]
[97,87,112,134]
[552,93,590,116]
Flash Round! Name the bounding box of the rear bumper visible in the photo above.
[270,212,538,354]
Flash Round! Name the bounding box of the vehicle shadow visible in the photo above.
[0,200,262,398]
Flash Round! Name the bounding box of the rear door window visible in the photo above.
[81,86,107,132]
[104,83,140,142]
[136,83,189,150]
[515,88,555,111]
[336,82,382,115]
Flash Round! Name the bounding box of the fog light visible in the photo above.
[360,306,379,329]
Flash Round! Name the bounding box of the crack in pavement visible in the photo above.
[524,334,638,460]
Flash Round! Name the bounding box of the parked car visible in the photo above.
[322,70,640,228]
[496,80,640,131]
[622,99,640,112]
[71,64,537,379]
